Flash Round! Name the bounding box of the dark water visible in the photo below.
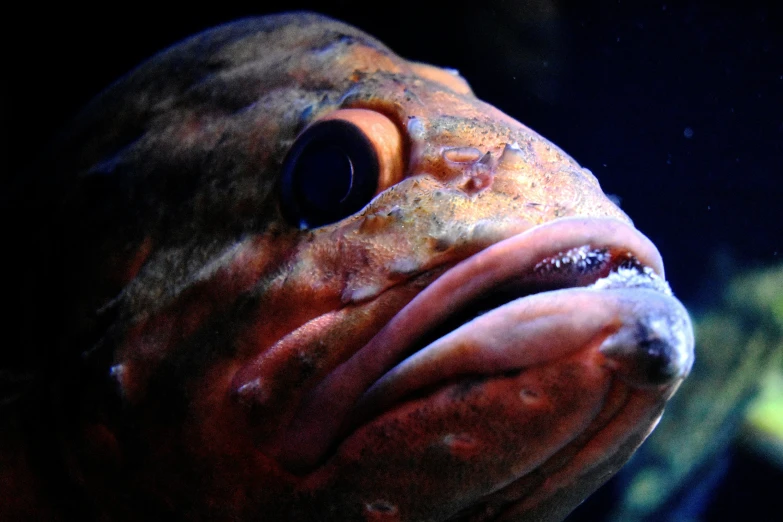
[4,0,781,520]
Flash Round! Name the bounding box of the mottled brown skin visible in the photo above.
[1,12,692,522]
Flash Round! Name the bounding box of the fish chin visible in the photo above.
[264,217,693,521]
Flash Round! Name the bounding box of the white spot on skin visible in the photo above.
[388,258,420,276]
[519,388,542,405]
[386,206,403,220]
[342,284,382,304]
[442,433,475,447]
[406,117,426,140]
[364,500,398,515]
[442,433,479,458]
[109,364,128,396]
[234,377,270,405]
[236,377,262,396]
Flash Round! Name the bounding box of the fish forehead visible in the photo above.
[67,11,624,232]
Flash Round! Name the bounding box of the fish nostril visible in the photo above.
[442,146,483,164]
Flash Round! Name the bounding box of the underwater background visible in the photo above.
[4,0,781,520]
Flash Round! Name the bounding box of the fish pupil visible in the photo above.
[280,119,379,228]
[293,143,355,210]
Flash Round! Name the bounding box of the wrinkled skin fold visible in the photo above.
[1,12,693,522]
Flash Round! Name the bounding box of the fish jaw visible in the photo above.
[302,291,689,522]
[231,217,694,521]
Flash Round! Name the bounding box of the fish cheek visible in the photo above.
[109,347,296,515]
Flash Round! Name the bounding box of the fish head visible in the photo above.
[47,12,693,522]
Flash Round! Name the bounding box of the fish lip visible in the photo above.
[275,217,691,470]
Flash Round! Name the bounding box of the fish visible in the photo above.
[1,12,693,522]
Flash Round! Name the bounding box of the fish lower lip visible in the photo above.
[271,218,693,470]
[354,285,692,422]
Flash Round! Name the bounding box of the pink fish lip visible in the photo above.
[269,217,694,472]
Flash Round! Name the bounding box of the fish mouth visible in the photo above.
[269,218,693,481]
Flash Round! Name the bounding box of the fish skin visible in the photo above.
[2,12,692,522]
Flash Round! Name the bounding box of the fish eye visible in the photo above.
[281,109,404,229]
